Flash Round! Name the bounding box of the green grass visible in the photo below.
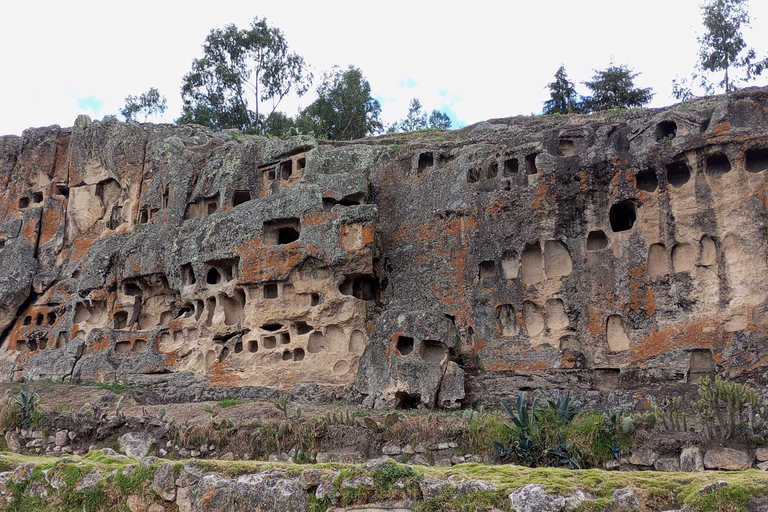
[0,452,767,512]
[217,399,244,408]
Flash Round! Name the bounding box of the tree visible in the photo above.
[389,98,452,132]
[120,87,167,122]
[581,64,654,112]
[298,66,382,140]
[178,17,312,133]
[428,110,452,130]
[698,0,759,92]
[543,65,581,114]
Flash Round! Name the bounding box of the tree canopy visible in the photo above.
[120,88,167,122]
[543,65,581,114]
[178,17,311,133]
[297,66,382,140]
[388,98,452,132]
[582,65,654,112]
[698,0,758,92]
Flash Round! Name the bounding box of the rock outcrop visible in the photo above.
[2,88,768,407]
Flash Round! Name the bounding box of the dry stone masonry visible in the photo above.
[2,88,768,408]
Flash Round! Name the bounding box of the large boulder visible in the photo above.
[119,432,154,459]
[187,472,308,512]
[509,484,566,512]
[356,310,463,409]
[680,446,704,472]
[704,447,754,471]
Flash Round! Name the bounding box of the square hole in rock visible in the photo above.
[280,161,292,180]
[264,218,300,245]
[525,153,538,175]
[587,230,608,250]
[18,197,30,209]
[32,192,43,203]
[705,153,731,177]
[417,153,433,173]
[478,260,496,279]
[233,190,251,207]
[264,283,279,299]
[263,336,276,349]
[504,158,519,177]
[655,120,677,142]
[635,169,658,192]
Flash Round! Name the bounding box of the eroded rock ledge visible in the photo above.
[2,88,768,408]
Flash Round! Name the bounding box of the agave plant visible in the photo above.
[501,391,538,434]
[541,390,587,424]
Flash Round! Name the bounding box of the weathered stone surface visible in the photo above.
[680,447,704,472]
[54,430,69,447]
[74,469,103,491]
[187,473,308,512]
[757,448,768,461]
[419,478,450,500]
[119,432,153,459]
[703,447,754,471]
[152,462,177,501]
[699,481,728,495]
[509,484,565,512]
[654,457,680,472]
[607,488,640,512]
[564,491,592,511]
[629,450,658,467]
[2,91,768,407]
[452,480,496,499]
[4,432,21,454]
[747,497,768,512]
[12,463,34,485]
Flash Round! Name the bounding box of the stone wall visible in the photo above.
[2,88,768,408]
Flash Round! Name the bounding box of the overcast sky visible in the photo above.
[1,0,767,136]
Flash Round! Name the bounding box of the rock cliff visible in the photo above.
[2,88,768,408]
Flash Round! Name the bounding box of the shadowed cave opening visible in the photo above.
[587,230,608,250]
[395,392,421,410]
[609,200,637,233]
[417,153,433,173]
[746,148,768,173]
[655,120,677,142]
[705,153,731,177]
[232,190,251,207]
[264,218,301,245]
[504,158,519,177]
[395,335,414,356]
[666,161,690,188]
[635,169,658,192]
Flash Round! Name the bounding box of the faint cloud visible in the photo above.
[399,77,417,88]
[75,96,103,115]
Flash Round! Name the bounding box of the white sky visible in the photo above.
[1,0,767,136]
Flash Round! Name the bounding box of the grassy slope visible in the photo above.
[0,452,766,512]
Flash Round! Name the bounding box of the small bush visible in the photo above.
[217,399,244,408]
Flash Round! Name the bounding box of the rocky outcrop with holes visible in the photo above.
[2,88,768,408]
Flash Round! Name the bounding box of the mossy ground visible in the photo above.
[0,452,765,511]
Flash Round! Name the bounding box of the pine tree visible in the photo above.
[543,65,580,114]
[582,65,654,113]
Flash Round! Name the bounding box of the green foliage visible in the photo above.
[543,65,582,114]
[542,390,587,424]
[217,399,244,408]
[270,392,294,420]
[492,391,628,468]
[298,65,382,140]
[179,16,312,133]
[120,87,167,122]
[388,98,452,133]
[10,388,42,429]
[94,380,131,394]
[698,0,759,92]
[581,64,654,113]
[694,375,759,441]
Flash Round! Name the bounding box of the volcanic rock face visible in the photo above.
[2,88,768,407]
